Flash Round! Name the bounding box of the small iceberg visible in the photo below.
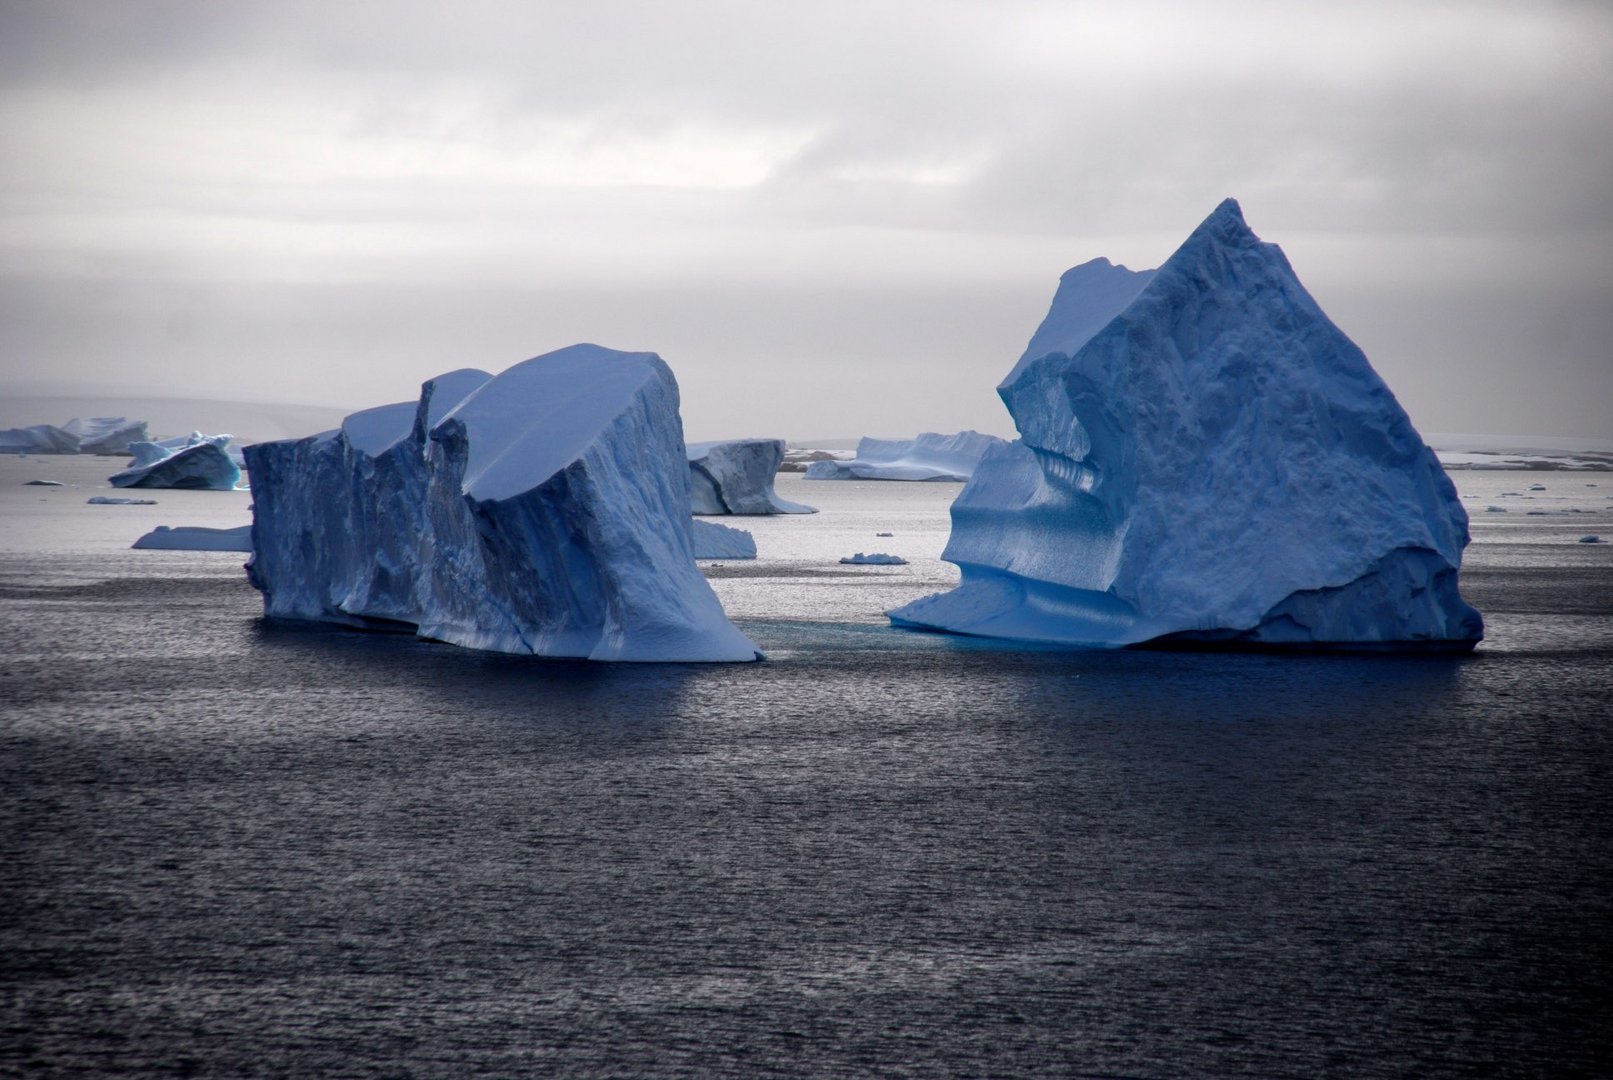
[88,496,158,505]
[841,552,907,565]
[110,434,241,490]
[687,438,816,514]
[133,525,253,551]
[1579,535,1604,544]
[691,519,758,559]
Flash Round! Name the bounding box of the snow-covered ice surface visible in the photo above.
[132,525,253,551]
[891,199,1483,651]
[246,345,761,662]
[110,435,241,490]
[691,519,758,559]
[804,431,1007,482]
[687,438,816,514]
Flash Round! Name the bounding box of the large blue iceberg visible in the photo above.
[889,199,1483,651]
[246,345,762,662]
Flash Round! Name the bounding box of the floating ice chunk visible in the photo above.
[1485,505,1507,513]
[1528,483,1546,491]
[111,434,241,490]
[133,524,253,551]
[841,552,907,565]
[687,438,815,514]
[691,519,757,559]
[88,496,157,505]
[804,431,1007,482]
[890,198,1482,651]
[246,345,761,662]
[1577,535,1603,544]
[24,480,64,487]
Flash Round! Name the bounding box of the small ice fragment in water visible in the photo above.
[88,496,158,505]
[24,480,64,486]
[841,552,907,565]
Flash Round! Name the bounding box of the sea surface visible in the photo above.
[3,457,1611,1078]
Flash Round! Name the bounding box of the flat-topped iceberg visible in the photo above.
[687,438,815,514]
[246,345,761,662]
[804,430,1006,482]
[889,199,1483,651]
[133,524,253,551]
[110,434,241,490]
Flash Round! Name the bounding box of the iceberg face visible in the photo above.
[687,438,816,514]
[109,434,241,490]
[803,431,1007,482]
[246,346,761,662]
[889,199,1483,651]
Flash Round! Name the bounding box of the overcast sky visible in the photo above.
[2,0,1609,440]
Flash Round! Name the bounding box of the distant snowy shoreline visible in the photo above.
[1426,434,1613,471]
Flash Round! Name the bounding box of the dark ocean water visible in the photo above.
[3,470,1612,1078]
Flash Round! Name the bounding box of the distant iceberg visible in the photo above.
[0,424,83,455]
[841,552,907,565]
[246,345,761,662]
[687,438,815,514]
[63,417,149,455]
[0,417,150,455]
[110,434,241,490]
[889,199,1483,651]
[803,431,1006,482]
[691,519,758,559]
[133,524,253,551]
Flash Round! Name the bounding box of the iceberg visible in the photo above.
[841,552,907,565]
[133,524,253,551]
[803,430,1006,482]
[62,416,150,455]
[110,434,241,490]
[690,519,758,559]
[687,438,816,514]
[0,417,150,455]
[889,199,1483,651]
[246,344,761,662]
[0,424,80,455]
